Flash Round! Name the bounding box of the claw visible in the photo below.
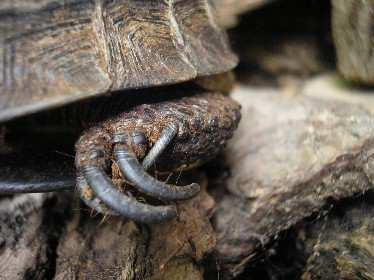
[76,175,116,215]
[142,122,179,170]
[82,165,177,223]
[114,146,200,201]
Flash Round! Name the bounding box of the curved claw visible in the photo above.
[76,175,116,215]
[114,147,200,201]
[82,165,177,223]
[142,123,179,171]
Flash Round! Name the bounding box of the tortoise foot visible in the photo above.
[75,92,241,223]
[77,123,200,224]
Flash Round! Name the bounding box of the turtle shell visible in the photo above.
[0,0,237,122]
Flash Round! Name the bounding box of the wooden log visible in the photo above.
[332,0,374,85]
[302,74,374,114]
[212,86,374,278]
[54,173,216,280]
[0,193,58,279]
[295,194,374,280]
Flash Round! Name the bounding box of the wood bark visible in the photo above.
[212,86,374,278]
[332,0,374,85]
[299,194,374,280]
[0,173,216,280]
[0,193,69,280]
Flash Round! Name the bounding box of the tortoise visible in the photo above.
[0,0,241,223]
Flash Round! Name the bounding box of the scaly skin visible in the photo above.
[74,91,240,222]
[75,92,241,172]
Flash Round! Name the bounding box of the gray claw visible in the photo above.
[114,147,200,201]
[77,175,116,215]
[142,122,179,171]
[82,165,177,223]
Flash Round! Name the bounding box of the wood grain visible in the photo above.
[332,0,374,85]
[212,86,374,278]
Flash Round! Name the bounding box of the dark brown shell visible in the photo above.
[0,0,237,122]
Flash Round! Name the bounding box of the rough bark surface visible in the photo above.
[303,74,374,114]
[0,193,65,280]
[298,194,374,280]
[54,173,216,280]
[0,172,215,279]
[332,0,374,85]
[213,86,374,278]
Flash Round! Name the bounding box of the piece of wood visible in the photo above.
[302,74,374,114]
[332,0,374,85]
[212,86,374,278]
[54,173,216,280]
[299,194,374,280]
[0,193,50,280]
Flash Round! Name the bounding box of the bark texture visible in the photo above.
[332,0,374,85]
[299,194,374,280]
[0,193,68,280]
[53,173,216,280]
[213,86,374,278]
[0,172,215,279]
